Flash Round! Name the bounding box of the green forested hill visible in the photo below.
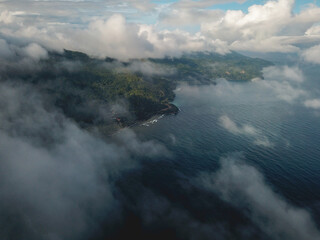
[9,50,272,132]
[150,51,273,83]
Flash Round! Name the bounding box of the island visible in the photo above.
[7,50,272,133]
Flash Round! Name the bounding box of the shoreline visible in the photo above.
[104,102,180,136]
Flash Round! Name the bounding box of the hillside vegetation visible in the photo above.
[150,51,272,83]
[8,50,272,132]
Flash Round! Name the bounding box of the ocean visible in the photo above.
[113,62,320,239]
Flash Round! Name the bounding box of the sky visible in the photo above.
[0,0,319,60]
[208,0,318,12]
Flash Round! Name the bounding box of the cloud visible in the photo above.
[0,11,227,59]
[198,156,320,240]
[219,115,273,147]
[114,128,171,158]
[305,25,320,36]
[23,43,48,60]
[0,38,51,74]
[253,137,274,148]
[259,79,305,103]
[263,65,304,83]
[0,81,168,240]
[126,60,176,76]
[0,10,15,24]
[199,0,320,53]
[0,0,156,15]
[304,98,320,109]
[175,65,307,107]
[170,0,247,10]
[219,115,258,136]
[0,0,319,60]
[302,44,320,64]
[258,66,306,103]
[159,0,247,28]
[0,38,14,58]
[0,1,319,239]
[125,190,233,240]
[159,8,224,27]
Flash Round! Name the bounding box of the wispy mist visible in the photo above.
[0,81,168,240]
[198,155,320,240]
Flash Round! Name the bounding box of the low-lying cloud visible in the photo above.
[198,156,320,240]
[219,115,273,147]
[176,65,307,106]
[0,81,168,240]
[302,44,320,64]
[126,60,176,76]
[23,43,48,61]
[304,98,320,109]
[219,115,259,136]
[258,66,306,103]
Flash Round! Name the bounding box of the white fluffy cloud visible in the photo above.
[257,66,306,103]
[263,65,304,83]
[200,0,320,53]
[159,0,320,54]
[23,43,48,60]
[0,12,228,59]
[0,0,319,59]
[302,44,320,64]
[304,99,320,109]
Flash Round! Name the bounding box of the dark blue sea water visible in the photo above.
[115,63,320,239]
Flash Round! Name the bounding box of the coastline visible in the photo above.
[100,102,180,136]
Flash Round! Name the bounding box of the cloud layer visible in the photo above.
[198,156,320,240]
[0,81,168,240]
[0,0,319,59]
